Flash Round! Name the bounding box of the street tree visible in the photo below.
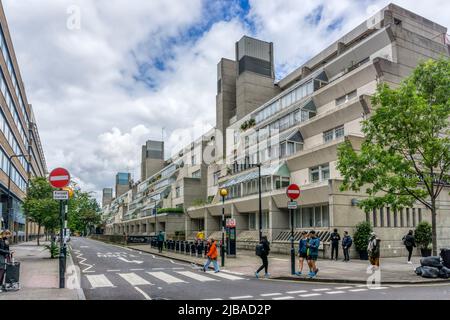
[23,177,59,245]
[337,57,450,256]
[67,185,101,235]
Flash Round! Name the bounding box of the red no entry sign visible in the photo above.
[286,183,300,200]
[49,167,71,188]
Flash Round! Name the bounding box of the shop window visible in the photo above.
[248,213,256,230]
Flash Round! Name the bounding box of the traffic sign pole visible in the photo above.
[286,184,300,275]
[49,168,70,289]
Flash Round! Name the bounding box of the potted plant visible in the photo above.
[415,221,432,257]
[353,221,373,260]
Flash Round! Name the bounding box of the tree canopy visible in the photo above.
[337,57,450,255]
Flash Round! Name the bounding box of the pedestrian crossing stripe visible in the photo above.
[147,271,187,284]
[206,271,244,281]
[118,273,152,286]
[176,271,219,282]
[86,274,114,288]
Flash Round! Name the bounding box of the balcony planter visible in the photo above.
[420,248,432,257]
[358,250,369,260]
[415,221,432,257]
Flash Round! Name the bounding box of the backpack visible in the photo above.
[255,243,265,257]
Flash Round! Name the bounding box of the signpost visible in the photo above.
[49,167,71,289]
[286,184,300,275]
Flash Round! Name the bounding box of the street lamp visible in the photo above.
[219,188,228,267]
[257,163,262,242]
[6,153,29,244]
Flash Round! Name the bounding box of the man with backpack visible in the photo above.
[402,230,416,264]
[330,228,341,260]
[255,236,270,279]
[367,232,381,271]
[342,231,352,262]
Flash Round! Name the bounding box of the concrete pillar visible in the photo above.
[185,213,193,239]
[337,42,346,55]
[269,197,288,242]
[231,204,247,236]
[205,209,220,237]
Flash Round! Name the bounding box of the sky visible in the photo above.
[2,0,449,203]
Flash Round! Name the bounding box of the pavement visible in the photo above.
[0,239,84,300]
[126,243,450,285]
[69,237,450,300]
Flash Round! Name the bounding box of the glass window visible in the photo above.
[322,205,329,227]
[302,207,314,228]
[248,213,256,230]
[310,167,320,183]
[314,206,322,227]
[324,129,334,142]
[192,170,201,178]
[321,165,330,180]
[335,126,344,138]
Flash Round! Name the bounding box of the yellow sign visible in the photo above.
[62,187,74,198]
[220,188,228,197]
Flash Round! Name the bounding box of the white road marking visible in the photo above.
[171,267,185,270]
[230,295,253,299]
[271,258,288,261]
[273,296,294,300]
[80,246,89,248]
[135,286,151,300]
[286,290,308,294]
[86,274,114,288]
[369,287,389,290]
[349,288,368,292]
[206,271,244,281]
[326,291,345,295]
[107,270,121,272]
[176,271,218,282]
[130,269,145,271]
[151,268,165,270]
[117,257,143,264]
[335,286,353,290]
[299,293,321,297]
[203,298,223,300]
[312,288,331,291]
[74,249,94,273]
[260,293,282,297]
[118,273,152,286]
[220,270,245,276]
[146,272,187,284]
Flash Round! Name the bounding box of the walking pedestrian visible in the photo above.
[157,230,165,253]
[202,238,219,273]
[0,230,12,292]
[367,232,381,271]
[402,230,416,264]
[330,228,341,260]
[342,231,352,262]
[306,230,320,278]
[295,231,308,276]
[255,236,270,279]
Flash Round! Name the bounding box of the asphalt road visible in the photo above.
[69,237,450,300]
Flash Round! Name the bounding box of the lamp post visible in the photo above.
[257,163,262,242]
[219,188,228,267]
[6,153,29,244]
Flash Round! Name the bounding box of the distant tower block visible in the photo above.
[141,140,165,181]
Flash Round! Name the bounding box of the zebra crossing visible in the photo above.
[85,269,246,289]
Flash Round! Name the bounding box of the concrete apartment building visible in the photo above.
[103,3,449,257]
[141,140,165,181]
[0,3,47,242]
[104,130,215,239]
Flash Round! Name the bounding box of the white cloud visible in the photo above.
[2,0,448,203]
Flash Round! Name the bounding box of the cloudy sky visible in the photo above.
[2,0,449,202]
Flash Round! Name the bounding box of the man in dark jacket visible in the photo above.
[402,230,416,264]
[157,231,165,253]
[342,231,352,262]
[330,228,341,260]
[255,236,270,279]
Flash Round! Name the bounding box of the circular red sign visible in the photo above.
[286,184,300,200]
[49,167,71,188]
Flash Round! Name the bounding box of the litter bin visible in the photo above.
[441,248,450,268]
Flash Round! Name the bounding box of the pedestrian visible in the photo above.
[367,232,381,271]
[255,236,270,279]
[342,231,352,262]
[157,230,165,253]
[0,230,12,292]
[295,231,308,276]
[330,228,341,260]
[402,230,416,264]
[306,230,320,278]
[202,238,219,273]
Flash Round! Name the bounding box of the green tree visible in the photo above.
[67,185,101,235]
[337,57,450,256]
[23,177,59,246]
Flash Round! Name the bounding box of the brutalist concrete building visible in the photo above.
[104,3,449,258]
[186,3,450,257]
